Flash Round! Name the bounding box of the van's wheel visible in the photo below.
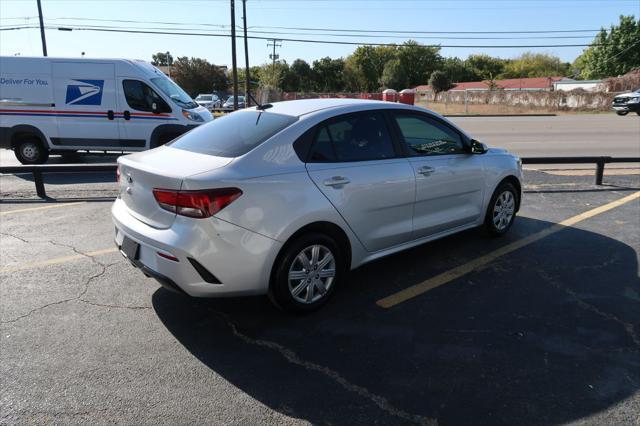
[484,182,518,236]
[636,111,640,116]
[14,137,49,164]
[269,233,342,313]
[616,111,629,116]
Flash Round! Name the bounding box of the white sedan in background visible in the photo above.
[113,99,522,312]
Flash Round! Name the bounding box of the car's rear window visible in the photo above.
[169,111,298,157]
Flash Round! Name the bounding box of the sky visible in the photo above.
[1,0,639,68]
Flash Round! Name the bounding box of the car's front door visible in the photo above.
[306,111,415,252]
[391,112,485,239]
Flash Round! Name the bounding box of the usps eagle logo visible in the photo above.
[65,79,104,105]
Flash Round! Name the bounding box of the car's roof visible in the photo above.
[261,98,404,117]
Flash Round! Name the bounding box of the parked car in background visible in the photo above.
[0,56,213,164]
[223,95,245,109]
[195,93,221,110]
[612,88,640,116]
[113,99,522,312]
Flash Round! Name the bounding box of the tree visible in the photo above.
[428,70,451,99]
[290,59,314,92]
[396,40,443,87]
[573,15,640,79]
[312,57,346,92]
[151,52,173,67]
[442,57,479,83]
[347,45,398,91]
[172,57,227,97]
[465,54,505,81]
[379,58,408,89]
[501,52,570,78]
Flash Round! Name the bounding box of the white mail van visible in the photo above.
[0,56,213,164]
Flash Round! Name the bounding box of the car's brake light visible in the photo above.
[152,188,242,218]
[116,167,120,183]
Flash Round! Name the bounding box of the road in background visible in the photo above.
[449,114,640,158]
[0,114,638,168]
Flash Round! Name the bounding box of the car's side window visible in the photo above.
[308,112,396,162]
[122,79,171,113]
[394,113,465,156]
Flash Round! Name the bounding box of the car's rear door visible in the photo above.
[305,110,415,252]
[390,111,485,239]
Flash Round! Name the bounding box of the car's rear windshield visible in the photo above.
[169,111,298,157]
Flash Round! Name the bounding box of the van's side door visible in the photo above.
[51,62,122,149]
[116,78,174,150]
[390,111,485,239]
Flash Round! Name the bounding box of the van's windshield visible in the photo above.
[151,77,198,109]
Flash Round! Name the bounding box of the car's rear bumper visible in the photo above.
[112,198,282,297]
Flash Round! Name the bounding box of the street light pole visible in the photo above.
[242,0,251,107]
[230,0,239,110]
[36,0,47,56]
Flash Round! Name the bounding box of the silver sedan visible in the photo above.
[113,99,522,312]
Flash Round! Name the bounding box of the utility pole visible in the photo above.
[230,0,239,110]
[166,51,172,78]
[267,39,281,73]
[242,0,251,107]
[36,0,47,56]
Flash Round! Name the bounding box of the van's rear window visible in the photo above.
[169,111,297,157]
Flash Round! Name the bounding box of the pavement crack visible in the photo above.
[210,309,436,426]
[539,270,640,349]
[0,231,30,244]
[78,299,152,310]
[0,258,109,325]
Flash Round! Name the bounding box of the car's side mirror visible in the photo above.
[151,102,159,114]
[470,139,488,154]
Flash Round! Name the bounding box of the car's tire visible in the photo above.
[616,111,629,116]
[484,182,518,236]
[636,111,640,116]
[269,232,343,313]
[14,137,49,164]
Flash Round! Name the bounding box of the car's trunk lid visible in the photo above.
[118,146,233,229]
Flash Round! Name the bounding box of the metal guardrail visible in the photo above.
[0,163,117,198]
[1,156,639,199]
[521,156,640,185]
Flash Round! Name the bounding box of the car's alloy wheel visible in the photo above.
[492,190,515,231]
[485,182,517,236]
[288,244,336,304]
[270,233,342,312]
[616,111,629,116]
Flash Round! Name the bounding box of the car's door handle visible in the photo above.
[107,110,114,120]
[417,166,435,176]
[323,176,350,187]
[124,110,131,121]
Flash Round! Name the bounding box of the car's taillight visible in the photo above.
[152,188,242,218]
[116,167,120,183]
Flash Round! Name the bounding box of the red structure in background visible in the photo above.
[280,91,418,103]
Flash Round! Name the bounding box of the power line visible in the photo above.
[14,21,602,39]
[0,16,606,34]
[37,25,624,48]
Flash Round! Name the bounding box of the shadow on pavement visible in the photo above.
[152,217,640,425]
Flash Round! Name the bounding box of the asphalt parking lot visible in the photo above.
[1,168,639,425]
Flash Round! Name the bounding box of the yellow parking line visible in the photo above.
[0,247,118,274]
[376,191,640,309]
[0,202,85,216]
